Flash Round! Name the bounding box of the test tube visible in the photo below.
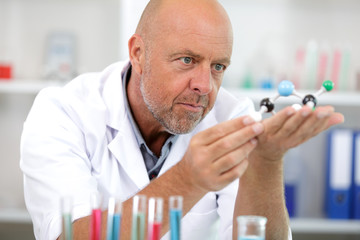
[90,193,102,240]
[237,215,267,240]
[131,195,147,240]
[106,197,122,240]
[169,196,182,240]
[113,199,122,240]
[147,197,163,240]
[61,196,73,240]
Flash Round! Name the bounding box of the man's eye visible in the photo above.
[214,64,225,71]
[180,57,193,64]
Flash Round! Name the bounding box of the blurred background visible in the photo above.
[0,0,359,239]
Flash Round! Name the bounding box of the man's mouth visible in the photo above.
[178,102,205,112]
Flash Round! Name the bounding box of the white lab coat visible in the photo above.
[20,61,256,240]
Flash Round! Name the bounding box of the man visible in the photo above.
[20,0,344,239]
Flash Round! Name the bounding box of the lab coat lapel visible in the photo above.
[159,134,192,175]
[104,60,149,190]
[107,122,150,190]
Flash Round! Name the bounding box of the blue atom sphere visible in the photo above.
[278,80,295,96]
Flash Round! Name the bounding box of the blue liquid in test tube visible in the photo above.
[170,209,181,240]
[106,197,122,240]
[169,196,183,240]
[112,213,121,240]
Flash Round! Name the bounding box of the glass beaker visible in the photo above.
[237,215,267,240]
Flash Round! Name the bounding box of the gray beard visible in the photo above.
[140,82,205,135]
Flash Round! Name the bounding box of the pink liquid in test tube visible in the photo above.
[147,197,163,240]
[331,49,341,90]
[90,193,102,240]
[149,222,161,240]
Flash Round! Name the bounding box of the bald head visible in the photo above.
[135,0,233,49]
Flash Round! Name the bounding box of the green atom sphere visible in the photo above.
[323,80,334,91]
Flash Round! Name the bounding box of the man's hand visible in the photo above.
[178,115,265,193]
[233,105,344,240]
[252,105,344,163]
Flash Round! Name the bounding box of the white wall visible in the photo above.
[118,0,149,60]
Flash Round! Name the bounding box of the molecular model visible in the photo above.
[250,80,334,122]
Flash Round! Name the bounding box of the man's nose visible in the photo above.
[190,65,212,95]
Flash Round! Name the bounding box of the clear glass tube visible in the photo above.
[90,193,102,240]
[237,215,267,240]
[107,197,122,240]
[169,196,183,240]
[131,195,147,240]
[61,196,73,240]
[147,197,163,240]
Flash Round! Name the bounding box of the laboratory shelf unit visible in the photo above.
[290,218,360,234]
[0,79,66,94]
[0,209,31,224]
[2,81,360,105]
[227,88,360,107]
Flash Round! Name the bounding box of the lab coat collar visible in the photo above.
[107,121,150,190]
[102,60,131,131]
[158,133,191,175]
[104,61,151,189]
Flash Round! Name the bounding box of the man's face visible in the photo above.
[139,7,233,134]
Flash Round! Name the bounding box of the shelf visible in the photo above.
[0,207,359,235]
[1,81,360,107]
[0,80,66,94]
[0,209,359,235]
[0,208,32,223]
[227,88,360,107]
[290,218,360,234]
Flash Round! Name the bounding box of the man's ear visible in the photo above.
[128,34,145,75]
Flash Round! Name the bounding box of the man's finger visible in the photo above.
[262,106,298,135]
[212,138,257,173]
[207,121,263,161]
[195,115,258,145]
